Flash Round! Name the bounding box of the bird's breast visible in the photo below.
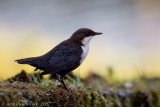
[80,44,89,64]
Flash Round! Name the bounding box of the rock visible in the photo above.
[123,82,133,88]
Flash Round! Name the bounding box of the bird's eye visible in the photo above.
[86,32,89,34]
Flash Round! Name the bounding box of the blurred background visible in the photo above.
[0,0,160,80]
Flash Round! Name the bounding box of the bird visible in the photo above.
[15,28,103,91]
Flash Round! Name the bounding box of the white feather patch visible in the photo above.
[80,36,93,63]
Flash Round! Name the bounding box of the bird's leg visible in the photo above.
[60,76,70,92]
[55,74,70,92]
[55,73,61,82]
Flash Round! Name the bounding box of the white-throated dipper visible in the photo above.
[16,28,103,91]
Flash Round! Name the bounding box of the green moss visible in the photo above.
[121,98,131,107]
[90,91,98,107]
[0,77,160,107]
[83,91,92,107]
[132,91,151,107]
[150,90,160,107]
[98,94,107,107]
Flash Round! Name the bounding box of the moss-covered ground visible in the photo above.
[0,71,160,107]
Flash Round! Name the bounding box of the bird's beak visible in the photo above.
[94,32,103,35]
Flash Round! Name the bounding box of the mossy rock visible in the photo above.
[0,80,160,107]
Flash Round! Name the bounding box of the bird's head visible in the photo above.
[69,28,103,46]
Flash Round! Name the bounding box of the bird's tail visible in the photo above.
[15,58,34,64]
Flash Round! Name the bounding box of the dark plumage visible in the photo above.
[16,28,102,91]
[16,44,82,75]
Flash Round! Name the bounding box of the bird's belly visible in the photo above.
[80,45,89,64]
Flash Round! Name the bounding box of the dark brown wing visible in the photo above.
[41,46,82,75]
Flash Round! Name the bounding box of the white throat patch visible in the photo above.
[80,36,93,63]
[81,36,93,46]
